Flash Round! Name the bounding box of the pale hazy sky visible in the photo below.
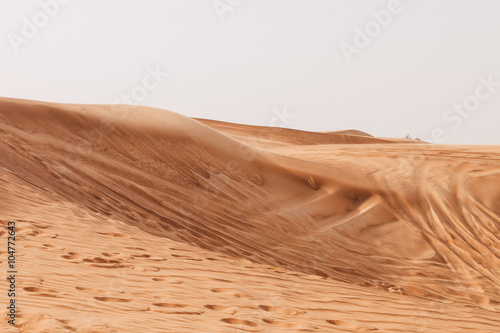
[1,0,499,144]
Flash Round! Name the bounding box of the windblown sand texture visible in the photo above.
[0,97,499,332]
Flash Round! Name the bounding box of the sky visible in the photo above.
[1,0,499,144]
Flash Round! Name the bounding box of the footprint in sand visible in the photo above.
[210,288,251,299]
[170,254,201,261]
[327,319,378,331]
[151,277,166,282]
[24,287,56,293]
[258,304,305,316]
[262,318,304,329]
[124,246,147,251]
[94,297,132,303]
[27,228,43,237]
[96,232,129,238]
[152,303,188,308]
[31,222,50,229]
[133,265,161,272]
[74,286,103,294]
[79,255,128,269]
[152,303,203,315]
[210,288,235,294]
[130,254,151,258]
[24,287,59,298]
[61,251,83,260]
[151,277,183,284]
[82,256,121,264]
[221,318,259,327]
[204,304,237,315]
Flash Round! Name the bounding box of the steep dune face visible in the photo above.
[0,97,499,332]
[264,145,500,305]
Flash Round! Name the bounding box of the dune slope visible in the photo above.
[0,97,499,332]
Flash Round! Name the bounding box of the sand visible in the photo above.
[0,97,499,332]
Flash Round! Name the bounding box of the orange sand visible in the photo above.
[0,97,499,332]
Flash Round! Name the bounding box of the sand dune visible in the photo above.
[0,97,499,332]
[194,118,403,148]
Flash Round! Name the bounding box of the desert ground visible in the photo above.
[0,97,499,332]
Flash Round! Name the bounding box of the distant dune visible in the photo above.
[0,97,499,332]
[194,118,403,147]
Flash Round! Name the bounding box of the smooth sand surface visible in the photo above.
[0,97,499,332]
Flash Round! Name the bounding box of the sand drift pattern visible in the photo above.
[0,98,499,331]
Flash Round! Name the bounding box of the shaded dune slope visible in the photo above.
[2,172,498,332]
[1,98,499,314]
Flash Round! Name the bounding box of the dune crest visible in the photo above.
[1,97,499,332]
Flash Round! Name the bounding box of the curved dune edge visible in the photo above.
[0,97,499,332]
[194,118,411,148]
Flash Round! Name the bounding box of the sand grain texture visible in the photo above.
[0,97,499,332]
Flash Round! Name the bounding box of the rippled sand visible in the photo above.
[0,97,499,332]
